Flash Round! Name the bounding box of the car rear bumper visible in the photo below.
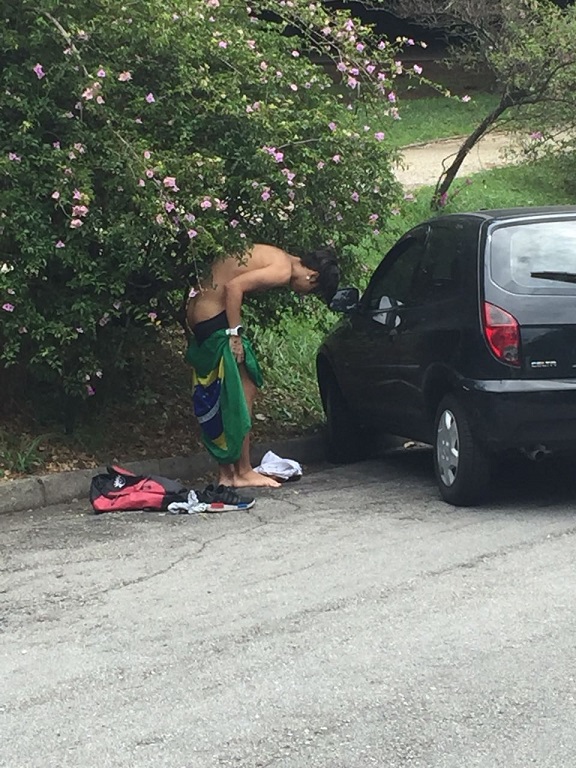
[461,378,576,450]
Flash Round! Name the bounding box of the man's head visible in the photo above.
[291,248,340,304]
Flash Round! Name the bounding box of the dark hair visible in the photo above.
[301,248,340,304]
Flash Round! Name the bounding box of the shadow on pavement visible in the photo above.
[354,446,576,508]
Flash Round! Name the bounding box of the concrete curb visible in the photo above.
[0,433,326,516]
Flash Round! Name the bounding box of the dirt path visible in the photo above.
[395,132,523,190]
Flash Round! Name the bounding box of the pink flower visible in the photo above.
[163,176,179,190]
[347,76,358,89]
[273,151,284,163]
[366,64,376,75]
[118,71,132,82]
[218,41,228,48]
[328,122,336,131]
[260,61,268,71]
[99,313,110,326]
[388,91,397,103]
[369,214,379,223]
[292,50,300,57]
[96,95,104,105]
[332,154,341,163]
[18,326,27,334]
[374,131,385,141]
[145,92,155,103]
[351,191,359,202]
[200,198,212,209]
[55,240,65,248]
[72,205,89,217]
[413,64,423,75]
[73,189,83,200]
[2,303,14,312]
[206,0,220,6]
[74,143,86,153]
[356,43,365,52]
[530,131,543,140]
[86,385,96,396]
[138,179,145,187]
[165,202,175,212]
[97,68,106,77]
[33,63,45,79]
[317,161,325,170]
[247,40,256,49]
[261,188,271,201]
[155,214,164,225]
[229,219,239,228]
[52,141,60,149]
[462,95,471,103]
[144,150,151,160]
[148,312,157,321]
[289,84,297,91]
[145,169,154,178]
[8,153,21,162]
[337,62,347,73]
[76,327,84,333]
[70,219,83,228]
[187,229,198,238]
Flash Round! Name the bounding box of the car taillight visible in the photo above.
[482,301,520,367]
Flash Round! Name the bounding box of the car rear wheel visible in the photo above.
[324,377,372,464]
[433,394,491,506]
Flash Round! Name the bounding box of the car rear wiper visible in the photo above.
[530,270,576,284]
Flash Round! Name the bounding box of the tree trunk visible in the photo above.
[431,93,514,210]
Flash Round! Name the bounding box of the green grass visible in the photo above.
[356,92,501,148]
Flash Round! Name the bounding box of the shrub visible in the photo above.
[0,0,425,403]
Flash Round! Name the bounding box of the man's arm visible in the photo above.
[223,263,292,328]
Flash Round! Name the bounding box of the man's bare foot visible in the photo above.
[233,470,282,488]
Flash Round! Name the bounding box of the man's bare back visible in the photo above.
[187,244,293,330]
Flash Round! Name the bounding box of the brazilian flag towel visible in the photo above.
[185,329,263,464]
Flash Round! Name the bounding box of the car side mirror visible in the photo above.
[329,287,360,314]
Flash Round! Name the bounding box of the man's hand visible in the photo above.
[229,335,245,364]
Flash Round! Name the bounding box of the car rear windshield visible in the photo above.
[490,219,576,295]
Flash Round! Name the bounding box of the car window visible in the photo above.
[363,235,427,311]
[490,220,576,295]
[410,222,468,304]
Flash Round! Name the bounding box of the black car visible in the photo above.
[317,206,576,506]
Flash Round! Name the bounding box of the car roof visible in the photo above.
[427,205,576,226]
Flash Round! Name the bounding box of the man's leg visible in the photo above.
[217,462,236,487]
[232,364,281,488]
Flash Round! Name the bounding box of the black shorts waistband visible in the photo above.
[191,311,229,345]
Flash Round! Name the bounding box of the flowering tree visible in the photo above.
[0,0,423,400]
[380,0,576,207]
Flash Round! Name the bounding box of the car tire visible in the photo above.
[433,394,491,506]
[323,377,371,464]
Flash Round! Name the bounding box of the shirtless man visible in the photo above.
[187,244,339,488]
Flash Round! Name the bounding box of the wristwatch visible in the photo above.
[226,325,244,337]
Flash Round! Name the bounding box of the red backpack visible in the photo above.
[90,465,189,513]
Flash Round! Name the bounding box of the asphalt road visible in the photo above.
[2,449,576,768]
